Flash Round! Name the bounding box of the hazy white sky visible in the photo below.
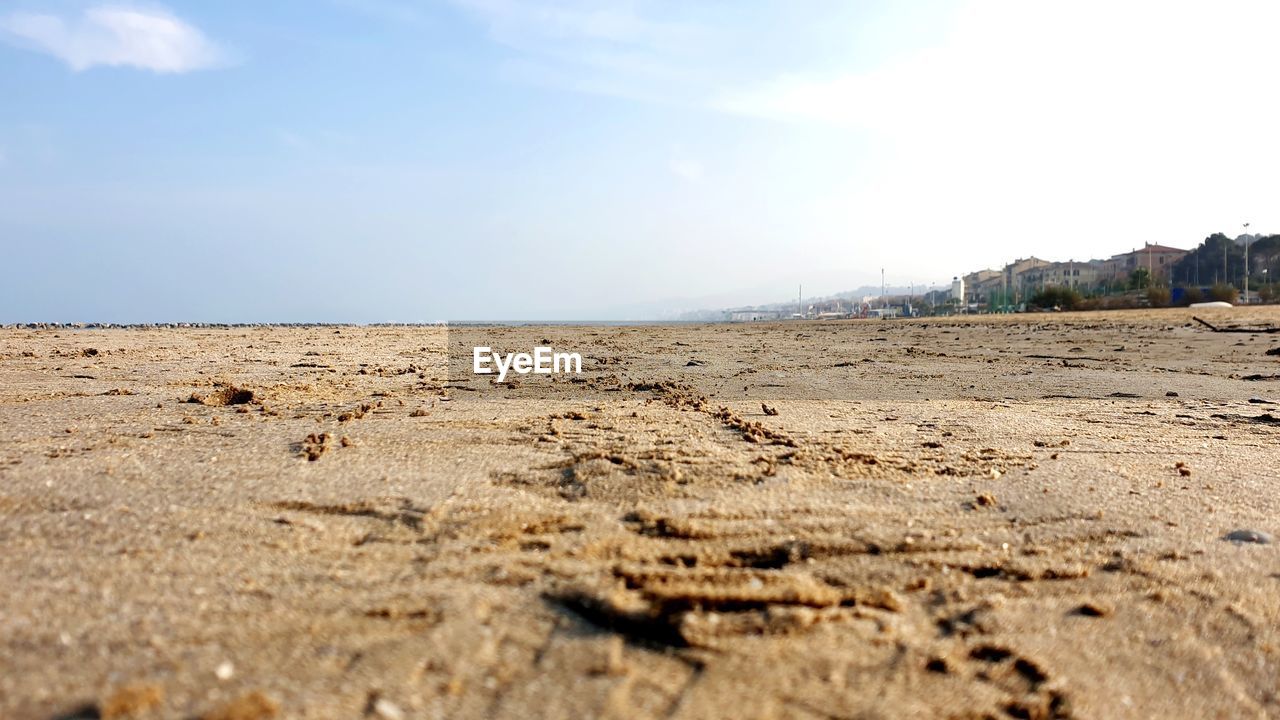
[2,0,1277,321]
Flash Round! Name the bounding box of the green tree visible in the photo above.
[1129,267,1151,290]
[1248,234,1280,287]
[1172,233,1245,287]
[1029,286,1082,311]
[1209,283,1237,303]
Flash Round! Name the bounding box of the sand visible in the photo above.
[1,307,1279,719]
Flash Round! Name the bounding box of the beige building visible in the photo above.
[959,259,1050,305]
[962,269,1004,304]
[1101,243,1188,285]
[1005,257,1052,300]
[1023,260,1103,290]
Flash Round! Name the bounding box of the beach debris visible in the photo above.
[301,432,331,461]
[1175,462,1191,477]
[82,348,100,357]
[1267,346,1280,356]
[100,683,163,719]
[925,656,952,674]
[1166,391,1179,397]
[1211,412,1280,425]
[200,690,279,720]
[272,515,324,532]
[187,385,256,406]
[216,661,235,680]
[1074,602,1112,618]
[362,693,405,720]
[337,402,376,422]
[1248,397,1276,405]
[1222,529,1273,544]
[761,403,779,416]
[1193,316,1280,334]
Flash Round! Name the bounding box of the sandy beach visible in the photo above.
[2,307,1279,719]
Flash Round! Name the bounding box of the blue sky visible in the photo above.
[2,1,1278,321]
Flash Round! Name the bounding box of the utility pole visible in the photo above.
[881,268,886,310]
[798,284,802,318]
[1244,222,1251,304]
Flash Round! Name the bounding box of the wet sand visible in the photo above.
[2,308,1279,719]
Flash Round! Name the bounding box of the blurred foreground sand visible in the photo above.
[2,308,1279,719]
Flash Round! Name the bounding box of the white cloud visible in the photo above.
[667,146,703,181]
[668,157,702,182]
[448,0,712,104]
[0,5,227,73]
[453,0,695,47]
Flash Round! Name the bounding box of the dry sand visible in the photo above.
[1,308,1279,719]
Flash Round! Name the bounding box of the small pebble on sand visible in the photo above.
[372,698,404,720]
[1223,529,1273,545]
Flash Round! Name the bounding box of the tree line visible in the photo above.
[1029,232,1280,310]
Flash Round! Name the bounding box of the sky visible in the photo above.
[2,0,1278,322]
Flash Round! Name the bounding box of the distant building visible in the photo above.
[958,259,1051,308]
[810,299,849,316]
[1101,243,1188,284]
[963,269,1004,304]
[1003,257,1052,303]
[1023,260,1102,291]
[727,310,781,322]
[1007,256,1051,280]
[950,276,965,301]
